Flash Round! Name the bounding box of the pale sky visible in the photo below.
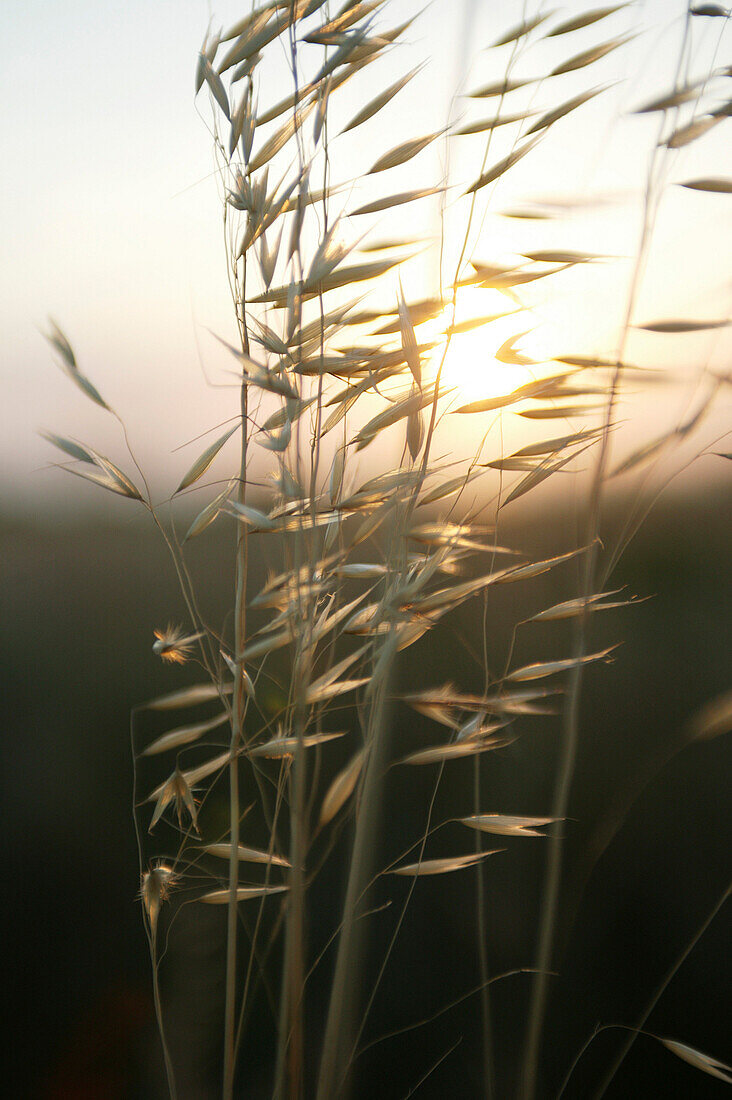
[2,0,730,519]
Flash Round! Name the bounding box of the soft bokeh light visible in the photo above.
[1,0,730,515]
[427,286,536,402]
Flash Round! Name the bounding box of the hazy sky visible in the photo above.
[2,0,730,518]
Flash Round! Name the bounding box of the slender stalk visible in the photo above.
[131,710,178,1100]
[151,941,179,1100]
[272,15,312,1093]
[593,880,731,1098]
[474,756,495,1100]
[223,283,250,1100]
[274,707,308,1099]
[341,759,449,1086]
[318,26,531,1093]
[235,764,291,1065]
[316,647,396,1100]
[519,12,694,1093]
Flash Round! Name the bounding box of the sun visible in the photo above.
[422,286,541,403]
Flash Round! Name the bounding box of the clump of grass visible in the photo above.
[46,1,730,1097]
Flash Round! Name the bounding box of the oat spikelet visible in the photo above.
[140,861,176,937]
[152,624,204,664]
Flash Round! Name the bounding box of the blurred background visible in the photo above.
[3,491,730,1097]
[2,0,730,1096]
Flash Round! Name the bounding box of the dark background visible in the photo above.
[3,485,730,1098]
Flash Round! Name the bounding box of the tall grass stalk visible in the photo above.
[519,12,709,1094]
[46,1,730,1096]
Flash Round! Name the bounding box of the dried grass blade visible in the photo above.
[218,11,288,74]
[490,12,553,47]
[41,432,95,464]
[354,385,441,448]
[305,1,383,44]
[495,331,535,366]
[523,249,600,263]
[255,82,313,127]
[203,843,290,867]
[637,318,729,333]
[199,56,230,118]
[350,187,443,216]
[229,86,252,155]
[83,449,143,499]
[467,77,536,98]
[200,885,289,904]
[311,26,371,84]
[375,296,444,332]
[474,262,571,289]
[610,429,678,475]
[184,482,236,541]
[454,109,538,135]
[176,424,239,493]
[633,84,701,113]
[550,33,633,76]
[368,131,444,174]
[335,563,388,580]
[45,318,79,368]
[457,392,526,414]
[398,287,422,388]
[259,420,291,452]
[512,427,602,456]
[419,471,482,506]
[311,591,374,644]
[665,115,722,148]
[485,457,542,472]
[498,545,593,582]
[442,313,516,337]
[680,177,732,193]
[248,101,316,173]
[508,644,619,681]
[142,712,230,756]
[403,684,551,712]
[263,400,310,433]
[60,463,143,501]
[306,677,369,704]
[466,134,542,194]
[461,814,558,836]
[144,683,233,711]
[219,7,272,46]
[499,206,557,219]
[241,628,293,660]
[250,731,345,758]
[403,568,513,614]
[546,4,629,37]
[252,257,402,306]
[659,1040,732,1084]
[305,647,368,705]
[46,320,110,410]
[148,752,231,804]
[390,851,501,876]
[501,448,583,506]
[519,404,602,418]
[527,589,627,621]
[149,768,199,832]
[692,3,731,14]
[319,748,366,826]
[399,737,508,765]
[341,65,422,133]
[228,502,277,530]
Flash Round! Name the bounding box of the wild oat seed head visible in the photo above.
[140,861,176,934]
[152,624,200,664]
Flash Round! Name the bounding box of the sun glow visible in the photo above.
[423,286,541,403]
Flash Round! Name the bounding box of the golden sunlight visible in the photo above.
[423,286,542,403]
